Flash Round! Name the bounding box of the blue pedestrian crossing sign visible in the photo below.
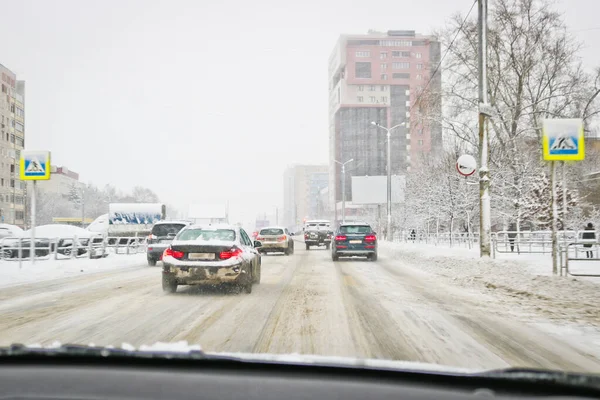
[542,119,585,161]
[20,150,51,180]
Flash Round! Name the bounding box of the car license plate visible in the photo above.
[349,240,362,244]
[189,253,215,260]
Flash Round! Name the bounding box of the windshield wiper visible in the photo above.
[0,343,209,360]
[476,367,600,390]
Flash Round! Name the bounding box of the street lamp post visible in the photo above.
[371,121,405,241]
[334,159,354,223]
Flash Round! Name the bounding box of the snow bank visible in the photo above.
[0,253,146,288]
[379,241,600,327]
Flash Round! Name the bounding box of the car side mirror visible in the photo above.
[373,231,377,235]
[254,241,262,248]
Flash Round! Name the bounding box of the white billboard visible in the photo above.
[351,176,406,205]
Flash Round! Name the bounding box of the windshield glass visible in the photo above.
[2,0,600,379]
[259,228,284,236]
[152,223,186,237]
[177,229,236,242]
[340,226,371,234]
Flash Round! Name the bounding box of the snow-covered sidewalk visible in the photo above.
[379,241,600,327]
[0,253,147,288]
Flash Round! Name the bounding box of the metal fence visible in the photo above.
[0,236,147,266]
[393,231,480,248]
[561,242,600,277]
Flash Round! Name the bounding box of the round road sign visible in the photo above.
[456,154,477,177]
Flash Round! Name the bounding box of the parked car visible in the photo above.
[331,222,378,261]
[161,224,261,293]
[255,226,294,255]
[146,220,192,266]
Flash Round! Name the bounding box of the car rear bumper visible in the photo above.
[163,261,250,285]
[305,239,331,245]
[259,241,289,251]
[333,249,376,256]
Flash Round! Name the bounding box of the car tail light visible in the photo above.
[365,235,376,243]
[335,235,347,242]
[277,235,287,242]
[220,247,243,260]
[163,247,184,260]
[257,236,265,241]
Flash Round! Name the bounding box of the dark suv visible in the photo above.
[331,223,378,261]
[146,220,191,266]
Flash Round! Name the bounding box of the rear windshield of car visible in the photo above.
[340,225,372,234]
[260,228,284,235]
[152,223,187,237]
[177,229,236,242]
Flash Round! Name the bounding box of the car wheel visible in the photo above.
[1,249,13,259]
[369,253,378,262]
[332,253,339,261]
[162,276,177,293]
[147,257,157,266]
[306,243,310,250]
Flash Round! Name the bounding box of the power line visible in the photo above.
[411,0,478,114]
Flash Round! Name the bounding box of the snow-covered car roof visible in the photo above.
[184,223,237,231]
[258,226,287,231]
[24,224,102,239]
[152,220,192,226]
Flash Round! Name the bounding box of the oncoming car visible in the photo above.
[255,226,294,255]
[146,220,191,266]
[161,224,261,294]
[331,223,378,261]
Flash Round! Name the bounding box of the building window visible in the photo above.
[418,140,424,145]
[15,122,23,132]
[355,62,372,78]
[392,73,410,79]
[381,96,388,102]
[358,85,364,91]
[392,62,410,69]
[381,63,387,70]
[10,134,14,143]
[1,178,4,186]
[10,164,14,173]
[380,52,387,59]
[357,96,364,102]
[392,51,411,58]
[369,85,376,91]
[10,179,14,188]
[416,74,423,80]
[380,85,386,91]
[16,137,23,147]
[415,52,422,58]
[15,211,24,220]
[416,63,423,70]
[369,96,377,103]
[356,51,370,58]
[16,107,24,118]
[381,74,387,80]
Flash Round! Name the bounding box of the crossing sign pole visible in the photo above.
[20,150,51,265]
[542,119,584,276]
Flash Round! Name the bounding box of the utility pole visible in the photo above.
[478,0,492,257]
[335,159,354,224]
[551,161,558,275]
[371,121,406,241]
[81,186,85,228]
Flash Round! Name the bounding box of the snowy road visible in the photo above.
[0,243,599,372]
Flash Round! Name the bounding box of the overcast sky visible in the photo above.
[1,0,598,226]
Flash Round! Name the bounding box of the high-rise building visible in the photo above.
[328,30,441,221]
[0,64,26,227]
[283,165,328,229]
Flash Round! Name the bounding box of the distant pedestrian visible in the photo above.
[507,223,517,252]
[582,222,596,259]
[410,229,416,241]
